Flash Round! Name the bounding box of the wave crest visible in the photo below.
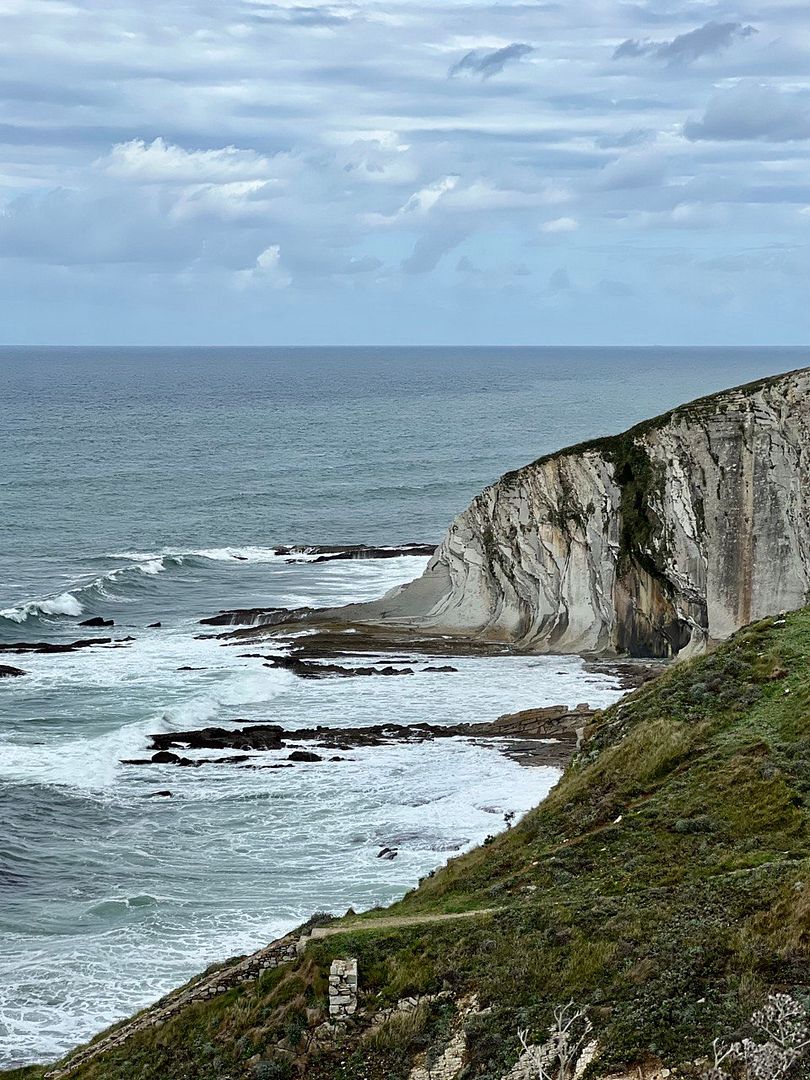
[0,560,167,625]
[0,592,85,624]
[0,543,431,625]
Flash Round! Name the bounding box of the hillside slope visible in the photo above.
[10,607,809,1080]
[315,368,810,657]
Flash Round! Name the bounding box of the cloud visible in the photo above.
[449,43,533,80]
[341,254,382,274]
[541,216,578,233]
[596,152,666,190]
[548,267,572,292]
[244,5,361,28]
[236,244,291,288]
[442,180,571,212]
[684,82,810,142]
[599,278,634,297]
[328,130,414,184]
[401,228,465,273]
[613,21,757,65]
[98,138,275,184]
[0,0,809,342]
[363,175,459,225]
[620,202,730,230]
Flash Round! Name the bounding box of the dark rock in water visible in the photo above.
[311,544,434,563]
[177,666,206,672]
[275,542,435,563]
[151,724,285,752]
[152,751,181,764]
[182,754,251,767]
[142,704,600,770]
[147,622,162,628]
[0,664,26,678]
[0,637,117,655]
[583,660,665,690]
[422,665,458,673]
[200,605,293,627]
[265,655,414,679]
[80,617,114,628]
[149,790,173,797]
[242,763,295,770]
[377,847,398,860]
[122,752,254,768]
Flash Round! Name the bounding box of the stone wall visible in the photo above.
[329,958,358,1018]
[46,934,301,1078]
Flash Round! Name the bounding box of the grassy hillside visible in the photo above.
[7,609,810,1080]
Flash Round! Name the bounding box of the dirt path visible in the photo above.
[305,907,504,940]
[47,907,502,1078]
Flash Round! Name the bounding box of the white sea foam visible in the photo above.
[106,545,321,564]
[0,737,565,1066]
[0,546,429,624]
[0,553,625,1068]
[0,591,85,623]
[158,668,291,730]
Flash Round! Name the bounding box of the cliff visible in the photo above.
[324,367,810,657]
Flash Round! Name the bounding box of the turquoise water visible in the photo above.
[1,346,805,1065]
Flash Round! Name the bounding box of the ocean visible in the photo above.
[1,346,806,1067]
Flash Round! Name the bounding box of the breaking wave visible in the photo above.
[0,544,431,625]
[0,592,86,623]
[108,546,316,566]
[0,560,167,625]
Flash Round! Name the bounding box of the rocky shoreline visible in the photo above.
[118,592,663,772]
[121,702,599,771]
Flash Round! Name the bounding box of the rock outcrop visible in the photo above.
[311,368,810,657]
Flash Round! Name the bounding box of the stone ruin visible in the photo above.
[329,958,358,1018]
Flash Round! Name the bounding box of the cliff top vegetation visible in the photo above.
[6,606,809,1080]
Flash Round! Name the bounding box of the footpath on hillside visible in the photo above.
[47,908,503,1079]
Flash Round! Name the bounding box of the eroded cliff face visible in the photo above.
[328,368,810,658]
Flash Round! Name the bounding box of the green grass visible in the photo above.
[8,609,810,1079]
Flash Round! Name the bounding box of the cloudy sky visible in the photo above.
[2,0,809,344]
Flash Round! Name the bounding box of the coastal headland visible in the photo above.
[6,368,809,1080]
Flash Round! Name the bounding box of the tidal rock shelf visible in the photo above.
[240,651,458,679]
[200,544,435,627]
[120,704,597,771]
[275,542,435,563]
[0,637,134,655]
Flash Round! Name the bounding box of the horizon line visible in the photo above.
[2,343,810,351]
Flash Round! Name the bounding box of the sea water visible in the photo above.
[1,346,805,1066]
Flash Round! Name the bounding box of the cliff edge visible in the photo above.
[324,367,810,657]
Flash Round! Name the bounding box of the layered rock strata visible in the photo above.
[305,369,810,657]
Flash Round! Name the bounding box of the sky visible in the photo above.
[1,0,809,345]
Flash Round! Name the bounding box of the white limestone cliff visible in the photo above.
[327,367,810,657]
